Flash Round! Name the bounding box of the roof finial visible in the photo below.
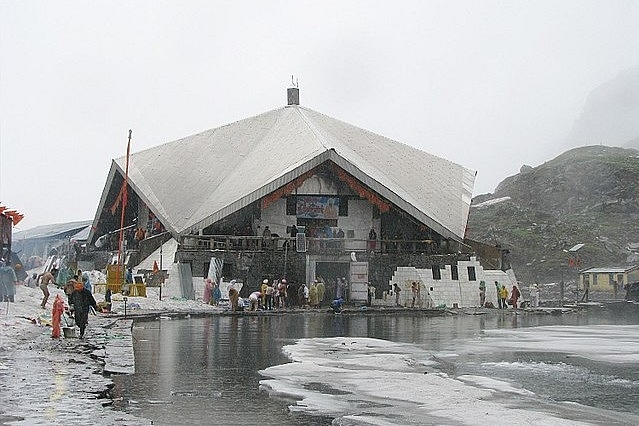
[287,76,300,105]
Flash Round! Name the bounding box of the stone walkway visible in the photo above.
[0,316,150,425]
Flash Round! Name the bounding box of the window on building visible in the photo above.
[467,266,477,281]
[339,197,349,216]
[286,196,297,216]
[432,265,441,280]
[451,265,459,280]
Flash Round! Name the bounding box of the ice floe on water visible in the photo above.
[458,324,639,363]
[259,334,639,425]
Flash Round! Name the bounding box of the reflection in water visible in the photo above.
[112,305,639,425]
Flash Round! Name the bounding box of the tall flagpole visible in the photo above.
[117,130,132,272]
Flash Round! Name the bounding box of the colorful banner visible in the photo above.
[296,196,340,219]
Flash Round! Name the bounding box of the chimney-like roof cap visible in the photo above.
[287,87,299,105]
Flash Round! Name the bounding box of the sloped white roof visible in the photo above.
[581,266,638,274]
[14,220,93,240]
[96,105,475,241]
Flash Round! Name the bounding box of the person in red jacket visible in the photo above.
[510,284,521,309]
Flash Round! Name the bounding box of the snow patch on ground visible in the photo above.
[473,196,511,208]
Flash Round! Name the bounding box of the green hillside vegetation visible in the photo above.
[467,145,639,286]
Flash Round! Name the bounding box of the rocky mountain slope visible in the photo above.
[467,145,639,285]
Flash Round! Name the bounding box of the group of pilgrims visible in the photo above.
[202,276,351,312]
[478,280,526,309]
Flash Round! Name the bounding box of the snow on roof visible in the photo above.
[97,105,475,241]
[580,266,638,274]
[13,220,93,240]
[70,225,92,241]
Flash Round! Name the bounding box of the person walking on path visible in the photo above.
[69,281,97,338]
[479,281,486,307]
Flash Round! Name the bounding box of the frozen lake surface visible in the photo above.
[112,303,639,425]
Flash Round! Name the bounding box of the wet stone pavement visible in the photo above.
[0,316,150,425]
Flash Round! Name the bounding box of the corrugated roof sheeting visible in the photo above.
[109,105,475,240]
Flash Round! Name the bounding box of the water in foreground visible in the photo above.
[112,304,639,425]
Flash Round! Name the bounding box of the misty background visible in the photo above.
[1,1,639,230]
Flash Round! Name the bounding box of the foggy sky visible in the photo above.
[1,1,639,230]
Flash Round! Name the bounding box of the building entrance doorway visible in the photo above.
[315,261,349,302]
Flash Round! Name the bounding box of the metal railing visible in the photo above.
[178,234,442,255]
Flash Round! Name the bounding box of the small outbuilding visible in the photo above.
[579,266,639,296]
